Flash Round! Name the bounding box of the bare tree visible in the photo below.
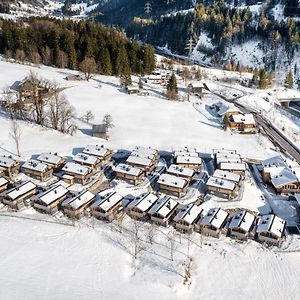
[130,219,143,259]
[183,256,193,286]
[15,49,26,64]
[82,110,94,124]
[147,222,156,245]
[167,229,177,261]
[182,67,191,86]
[10,120,21,157]
[79,57,98,81]
[103,114,114,129]
[29,51,41,65]
[57,50,69,69]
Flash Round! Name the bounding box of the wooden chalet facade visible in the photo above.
[82,145,112,164]
[176,156,202,171]
[32,185,69,214]
[0,181,37,209]
[167,164,195,181]
[0,155,20,177]
[62,190,96,219]
[91,191,123,222]
[227,113,256,133]
[157,173,189,197]
[22,160,53,182]
[62,162,93,185]
[115,163,144,185]
[73,153,102,171]
[0,177,9,192]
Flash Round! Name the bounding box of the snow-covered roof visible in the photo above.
[91,192,123,212]
[216,153,241,165]
[62,162,90,176]
[167,164,195,178]
[176,156,202,165]
[36,153,64,166]
[220,162,246,171]
[82,145,110,158]
[212,169,240,183]
[0,177,8,186]
[213,149,237,155]
[134,146,158,157]
[200,208,228,229]
[36,185,69,206]
[173,147,197,153]
[229,210,256,232]
[73,153,100,166]
[231,113,255,125]
[126,155,153,167]
[157,173,188,189]
[216,103,240,116]
[0,155,17,168]
[256,214,285,238]
[148,196,178,217]
[4,181,36,200]
[115,163,142,177]
[127,192,158,212]
[270,168,298,188]
[206,177,235,191]
[174,203,203,224]
[173,151,199,158]
[62,190,95,210]
[189,81,204,88]
[262,156,287,175]
[22,160,50,172]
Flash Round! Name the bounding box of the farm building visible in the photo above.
[157,173,189,197]
[176,156,202,171]
[173,203,203,233]
[188,82,204,98]
[206,176,239,200]
[196,208,228,238]
[32,185,69,214]
[167,164,195,181]
[91,191,123,222]
[115,163,144,185]
[0,181,37,210]
[22,160,53,182]
[92,124,108,139]
[0,155,20,177]
[148,196,179,227]
[0,177,9,192]
[62,162,93,185]
[62,190,96,219]
[82,145,112,163]
[73,153,102,171]
[126,192,158,221]
[36,153,66,171]
[228,210,256,240]
[256,214,286,246]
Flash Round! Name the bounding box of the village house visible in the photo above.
[0,155,20,177]
[215,102,241,119]
[188,82,204,98]
[73,153,102,171]
[16,77,52,100]
[115,163,144,185]
[62,190,96,219]
[126,192,158,221]
[22,160,53,182]
[215,152,242,167]
[91,191,123,222]
[157,173,189,197]
[227,113,256,134]
[92,124,108,140]
[133,146,159,161]
[173,203,203,233]
[32,185,69,214]
[256,214,286,246]
[82,144,112,164]
[212,169,241,184]
[0,177,9,192]
[126,155,156,175]
[228,210,256,240]
[196,208,229,238]
[36,153,66,171]
[176,155,202,171]
[167,164,195,181]
[219,162,247,175]
[0,181,37,210]
[62,162,93,185]
[206,176,239,200]
[148,196,179,227]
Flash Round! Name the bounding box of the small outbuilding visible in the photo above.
[92,124,108,140]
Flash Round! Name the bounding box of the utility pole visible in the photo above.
[144,2,152,14]
[185,36,195,58]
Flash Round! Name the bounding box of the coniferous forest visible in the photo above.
[0,18,156,76]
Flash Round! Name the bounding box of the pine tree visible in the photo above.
[143,44,156,75]
[285,70,294,88]
[259,69,268,89]
[166,73,178,100]
[99,47,112,75]
[115,45,131,77]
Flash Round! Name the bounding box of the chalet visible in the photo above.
[176,156,202,171]
[173,151,199,158]
[32,185,69,214]
[0,155,20,177]
[36,153,66,171]
[167,164,195,181]
[0,177,9,192]
[196,208,228,238]
[133,146,159,161]
[92,124,108,140]
[215,153,241,167]
[256,214,286,246]
[219,162,247,175]
[91,191,123,222]
[261,156,287,182]
[188,82,204,98]
[82,145,112,163]
[148,196,179,226]
[126,155,156,175]
[206,176,238,200]
[173,146,197,155]
[213,149,237,156]
[62,162,93,185]
[146,74,163,84]
[62,190,96,219]
[126,86,140,95]
[173,203,203,233]
[73,153,102,171]
[228,210,256,240]
[215,102,241,118]
[157,173,189,197]
[227,113,256,133]
[126,192,158,220]
[16,78,52,100]
[212,169,241,184]
[0,181,37,209]
[22,160,53,182]
[115,163,144,185]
